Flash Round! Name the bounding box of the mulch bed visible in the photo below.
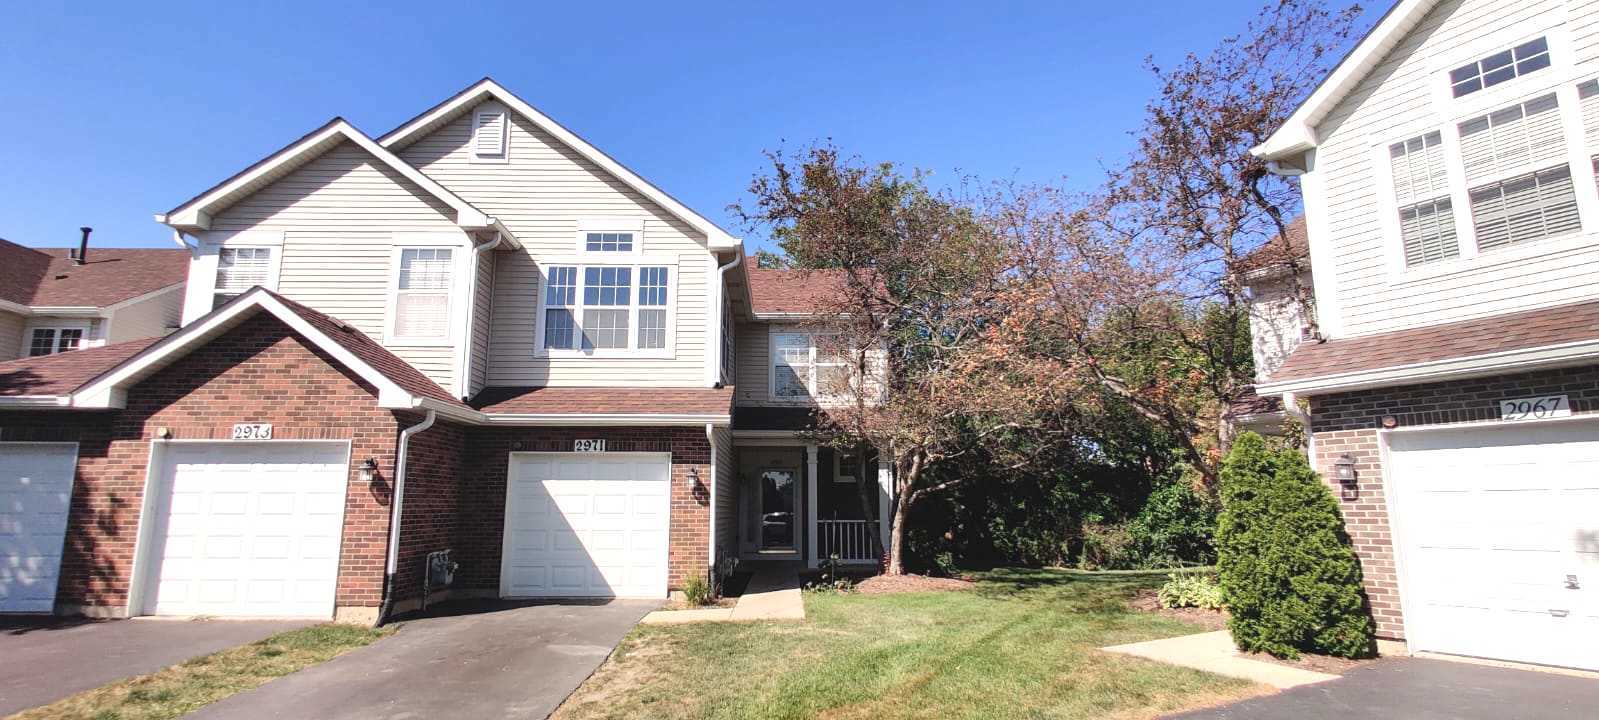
[855,574,975,594]
[1127,589,1372,675]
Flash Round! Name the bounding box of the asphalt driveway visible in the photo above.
[0,616,312,715]
[187,599,657,720]
[1170,655,1599,719]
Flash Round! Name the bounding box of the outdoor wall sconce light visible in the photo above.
[1334,453,1358,500]
[358,458,379,483]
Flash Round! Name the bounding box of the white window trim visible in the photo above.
[532,257,677,359]
[834,447,862,484]
[383,244,462,347]
[182,230,284,324]
[1428,23,1568,118]
[767,331,851,404]
[23,320,92,357]
[574,217,646,255]
[469,104,510,164]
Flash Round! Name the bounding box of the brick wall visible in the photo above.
[0,314,410,615]
[1307,363,1599,639]
[459,426,712,594]
[392,417,467,605]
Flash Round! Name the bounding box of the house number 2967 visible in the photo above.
[1498,395,1570,421]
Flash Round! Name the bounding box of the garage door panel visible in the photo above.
[0,444,78,613]
[502,453,670,599]
[1392,423,1599,671]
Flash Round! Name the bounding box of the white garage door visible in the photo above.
[140,442,348,618]
[0,443,77,613]
[1389,422,1599,671]
[501,453,670,598]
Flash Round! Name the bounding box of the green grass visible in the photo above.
[556,568,1263,720]
[8,624,391,720]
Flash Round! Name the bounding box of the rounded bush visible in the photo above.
[1216,432,1375,659]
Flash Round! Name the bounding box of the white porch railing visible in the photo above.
[817,520,880,564]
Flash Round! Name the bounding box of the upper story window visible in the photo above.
[471,108,508,162]
[1450,37,1550,98]
[389,247,454,342]
[538,263,672,355]
[27,325,85,357]
[585,232,634,252]
[214,247,274,308]
[1388,131,1459,266]
[771,332,850,400]
[1458,93,1579,250]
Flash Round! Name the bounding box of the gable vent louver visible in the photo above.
[473,111,507,158]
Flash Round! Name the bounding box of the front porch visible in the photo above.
[730,435,892,568]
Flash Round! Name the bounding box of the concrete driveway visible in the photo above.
[1169,656,1599,719]
[0,616,311,715]
[187,599,658,720]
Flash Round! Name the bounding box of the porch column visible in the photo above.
[877,453,892,559]
[806,443,819,568]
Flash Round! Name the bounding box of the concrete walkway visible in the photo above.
[0,616,311,716]
[1103,631,1338,689]
[639,563,806,625]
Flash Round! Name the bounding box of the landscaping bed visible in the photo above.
[854,573,974,594]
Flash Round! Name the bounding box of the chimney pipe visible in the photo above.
[76,227,91,265]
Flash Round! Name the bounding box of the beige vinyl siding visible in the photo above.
[106,287,183,344]
[209,140,464,391]
[1574,0,1599,64]
[1311,0,1599,336]
[1246,272,1313,381]
[469,249,497,396]
[712,425,738,568]
[398,102,712,388]
[735,320,774,405]
[0,310,23,361]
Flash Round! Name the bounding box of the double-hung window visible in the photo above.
[1388,131,1460,266]
[771,332,851,400]
[27,326,85,357]
[214,247,274,309]
[389,247,454,342]
[1458,93,1580,251]
[538,263,672,354]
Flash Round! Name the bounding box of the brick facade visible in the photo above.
[0,314,412,616]
[458,427,712,594]
[1306,364,1599,639]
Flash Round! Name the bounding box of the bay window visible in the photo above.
[537,263,672,355]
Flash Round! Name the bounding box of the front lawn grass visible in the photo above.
[555,568,1265,720]
[7,623,391,720]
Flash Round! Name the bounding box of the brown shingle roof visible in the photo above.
[1267,299,1599,386]
[0,337,161,397]
[267,292,466,408]
[0,238,188,308]
[1238,216,1309,275]
[1225,386,1284,418]
[471,386,733,415]
[746,261,851,315]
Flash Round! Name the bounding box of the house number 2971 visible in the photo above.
[573,439,606,452]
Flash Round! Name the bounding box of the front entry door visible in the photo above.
[757,468,797,551]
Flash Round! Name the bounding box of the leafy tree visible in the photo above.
[1216,432,1375,659]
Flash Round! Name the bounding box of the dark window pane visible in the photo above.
[1515,37,1548,58]
[1480,49,1513,71]
[1517,53,1551,76]
[1450,63,1479,84]
[1483,65,1517,87]
[1453,77,1482,97]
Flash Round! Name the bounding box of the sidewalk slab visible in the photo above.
[730,564,805,621]
[1102,630,1337,689]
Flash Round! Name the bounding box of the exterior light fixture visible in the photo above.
[359,458,379,483]
[1333,453,1357,482]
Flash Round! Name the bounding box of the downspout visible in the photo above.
[172,229,197,256]
[1281,391,1316,466]
[705,423,718,582]
[708,252,743,387]
[456,233,503,400]
[379,409,437,625]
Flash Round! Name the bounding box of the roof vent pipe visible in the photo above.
[75,227,92,265]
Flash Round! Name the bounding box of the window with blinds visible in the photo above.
[1459,93,1580,250]
[392,248,453,339]
[1389,131,1460,266]
[472,110,507,159]
[214,247,274,308]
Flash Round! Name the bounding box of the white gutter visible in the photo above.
[705,422,718,579]
[456,233,504,400]
[1258,339,1599,396]
[707,252,743,387]
[380,408,437,624]
[172,229,197,255]
[0,396,73,407]
[478,412,731,426]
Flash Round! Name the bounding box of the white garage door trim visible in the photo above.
[129,440,351,618]
[1381,414,1599,670]
[500,451,672,599]
[0,442,79,613]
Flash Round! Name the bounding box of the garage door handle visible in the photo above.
[1549,609,1570,618]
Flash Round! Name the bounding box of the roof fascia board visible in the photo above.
[0,396,73,407]
[1258,338,1599,395]
[479,412,731,427]
[72,289,415,409]
[159,121,490,231]
[1253,0,1439,160]
[378,79,739,248]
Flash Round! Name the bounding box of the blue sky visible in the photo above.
[1,1,1375,253]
